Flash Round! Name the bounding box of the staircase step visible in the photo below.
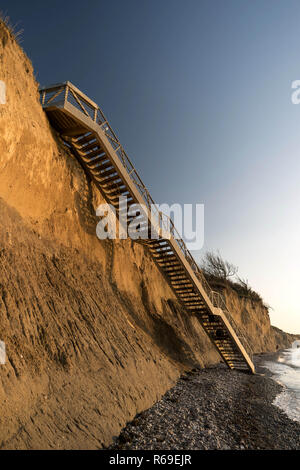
[95,168,118,180]
[101,174,122,186]
[84,155,108,167]
[75,133,94,145]
[81,141,102,152]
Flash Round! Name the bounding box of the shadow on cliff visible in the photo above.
[108,249,202,369]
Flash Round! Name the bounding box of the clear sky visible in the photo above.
[4,0,300,333]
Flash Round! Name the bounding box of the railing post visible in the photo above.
[93,107,98,122]
[64,85,69,106]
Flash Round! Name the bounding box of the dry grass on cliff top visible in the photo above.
[201,251,267,307]
[0,12,23,44]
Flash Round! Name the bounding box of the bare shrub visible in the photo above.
[201,251,238,280]
[201,251,269,308]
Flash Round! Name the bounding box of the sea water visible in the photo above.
[263,342,300,422]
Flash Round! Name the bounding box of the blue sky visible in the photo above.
[5,0,300,333]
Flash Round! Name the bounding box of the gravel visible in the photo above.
[108,355,300,450]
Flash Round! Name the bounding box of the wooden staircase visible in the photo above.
[40,81,255,374]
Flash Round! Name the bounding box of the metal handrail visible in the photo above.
[39,82,253,360]
[211,291,254,358]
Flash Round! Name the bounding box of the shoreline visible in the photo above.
[108,353,300,450]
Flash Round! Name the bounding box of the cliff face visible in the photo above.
[272,326,300,350]
[210,282,298,354]
[0,20,296,449]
